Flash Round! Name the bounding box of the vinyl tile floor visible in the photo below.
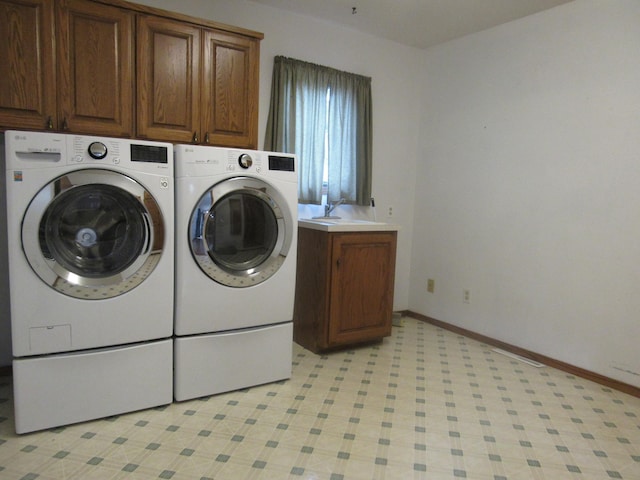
[0,317,639,479]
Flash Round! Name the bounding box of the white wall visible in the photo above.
[134,0,422,310]
[411,0,640,387]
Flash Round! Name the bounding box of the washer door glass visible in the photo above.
[22,169,163,299]
[190,176,293,287]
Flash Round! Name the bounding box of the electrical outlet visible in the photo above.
[463,289,471,304]
[427,279,435,293]
[387,206,393,217]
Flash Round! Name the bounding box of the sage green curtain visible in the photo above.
[264,56,372,206]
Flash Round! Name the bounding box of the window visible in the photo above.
[264,56,372,206]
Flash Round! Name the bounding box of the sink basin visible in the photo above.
[299,218,399,232]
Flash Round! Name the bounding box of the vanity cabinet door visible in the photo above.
[326,232,396,347]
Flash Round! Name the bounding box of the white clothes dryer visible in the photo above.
[174,145,297,401]
[3,131,174,433]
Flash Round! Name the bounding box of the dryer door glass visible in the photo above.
[22,169,163,299]
[205,192,278,271]
[190,176,293,287]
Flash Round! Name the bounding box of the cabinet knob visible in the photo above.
[46,116,54,130]
[62,118,69,131]
[193,132,199,143]
[204,132,210,144]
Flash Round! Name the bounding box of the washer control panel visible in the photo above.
[68,136,170,170]
[71,136,121,164]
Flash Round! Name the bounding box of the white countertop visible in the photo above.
[298,218,400,232]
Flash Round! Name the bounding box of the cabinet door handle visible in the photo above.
[193,132,199,143]
[204,132,210,144]
[336,258,341,268]
[46,116,54,130]
[62,118,69,130]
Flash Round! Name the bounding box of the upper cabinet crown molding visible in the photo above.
[91,0,264,40]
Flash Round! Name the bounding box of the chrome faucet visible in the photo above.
[324,198,346,217]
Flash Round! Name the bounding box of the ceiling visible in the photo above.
[251,0,573,50]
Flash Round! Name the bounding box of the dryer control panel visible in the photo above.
[173,144,296,182]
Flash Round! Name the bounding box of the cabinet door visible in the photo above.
[57,0,134,136]
[137,15,201,143]
[327,233,396,347]
[202,30,258,148]
[0,0,56,131]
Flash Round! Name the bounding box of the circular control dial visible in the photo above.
[88,142,108,159]
[238,153,253,169]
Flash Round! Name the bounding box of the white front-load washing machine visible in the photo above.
[174,144,297,401]
[3,131,174,433]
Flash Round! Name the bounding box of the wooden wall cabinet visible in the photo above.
[294,228,398,353]
[0,0,56,131]
[136,14,200,144]
[57,0,134,136]
[136,14,260,148]
[1,0,262,148]
[0,0,134,136]
[204,30,259,149]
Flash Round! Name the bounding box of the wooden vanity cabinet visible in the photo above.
[0,0,134,136]
[294,228,397,353]
[136,15,260,148]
